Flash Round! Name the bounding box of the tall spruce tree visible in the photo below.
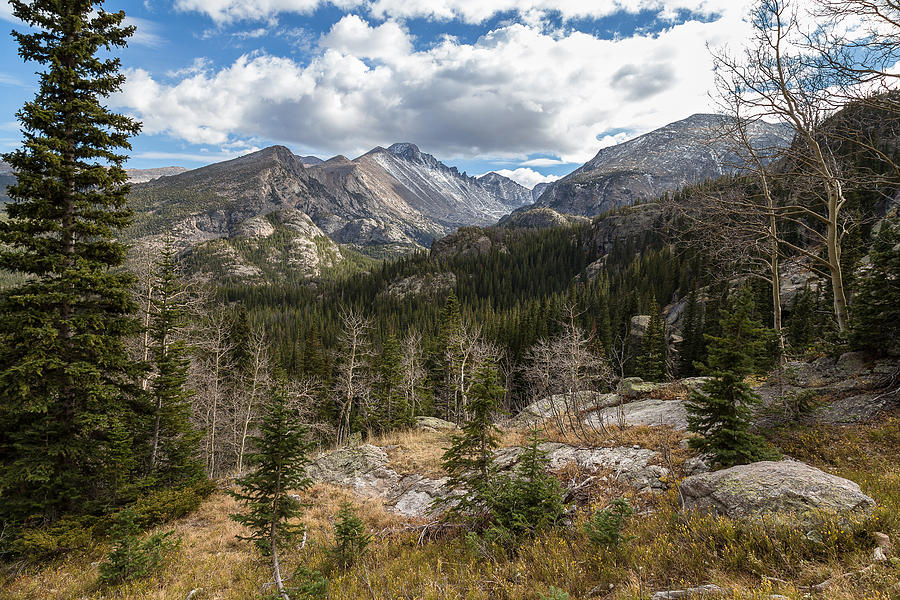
[375,333,409,431]
[638,301,668,382]
[147,239,202,485]
[229,378,315,600]
[0,0,143,525]
[437,362,504,521]
[850,224,900,356]
[685,290,775,467]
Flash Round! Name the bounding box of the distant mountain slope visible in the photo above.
[0,162,14,203]
[126,166,188,183]
[476,171,533,209]
[534,113,792,216]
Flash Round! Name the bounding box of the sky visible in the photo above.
[0,0,760,188]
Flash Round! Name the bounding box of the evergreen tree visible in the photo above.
[489,429,566,540]
[437,362,504,521]
[147,238,203,485]
[678,289,703,377]
[327,501,371,571]
[229,379,316,600]
[685,290,776,467]
[0,0,143,525]
[851,224,900,356]
[375,333,409,431]
[787,287,816,351]
[638,301,667,382]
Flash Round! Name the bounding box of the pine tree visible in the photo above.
[147,238,203,485]
[0,0,143,525]
[788,287,816,351]
[678,289,703,376]
[375,333,409,431]
[327,501,371,571]
[229,379,315,600]
[685,290,776,467]
[851,224,900,356]
[437,362,504,521]
[638,302,667,382]
[489,428,566,539]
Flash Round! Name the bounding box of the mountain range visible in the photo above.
[2,113,795,282]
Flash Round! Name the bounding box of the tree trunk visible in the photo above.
[827,190,850,331]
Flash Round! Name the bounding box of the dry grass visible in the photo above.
[4,417,899,600]
[370,428,454,478]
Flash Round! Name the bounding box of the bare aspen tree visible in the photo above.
[400,329,427,419]
[445,322,503,424]
[524,304,614,441]
[192,306,234,477]
[235,325,270,474]
[711,0,856,330]
[286,376,334,445]
[334,308,374,447]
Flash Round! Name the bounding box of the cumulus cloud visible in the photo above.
[484,168,560,189]
[115,13,754,163]
[320,15,412,60]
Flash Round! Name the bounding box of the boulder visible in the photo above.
[680,460,876,524]
[617,377,669,399]
[511,392,620,427]
[389,474,451,518]
[652,585,723,599]
[308,444,450,518]
[414,416,458,432]
[307,444,398,497]
[494,442,669,492]
[587,398,689,431]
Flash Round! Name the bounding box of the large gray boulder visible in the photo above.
[494,442,669,492]
[307,444,399,497]
[510,391,619,427]
[307,444,450,518]
[680,460,875,524]
[414,416,457,432]
[587,398,689,430]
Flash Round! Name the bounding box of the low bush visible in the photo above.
[98,508,180,585]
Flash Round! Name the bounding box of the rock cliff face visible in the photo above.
[533,114,792,216]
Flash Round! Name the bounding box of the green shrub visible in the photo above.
[98,508,180,585]
[539,587,570,600]
[10,517,95,561]
[130,479,215,529]
[327,501,371,570]
[285,563,328,599]
[488,429,567,541]
[583,497,634,549]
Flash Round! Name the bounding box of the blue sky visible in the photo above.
[0,0,752,188]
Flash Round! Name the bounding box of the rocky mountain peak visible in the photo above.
[388,142,423,162]
[531,113,793,216]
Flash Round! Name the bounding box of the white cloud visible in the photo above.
[173,0,748,24]
[173,0,363,24]
[115,13,755,163]
[520,157,573,167]
[320,15,412,60]
[484,168,560,189]
[0,73,24,87]
[124,16,165,47]
[0,2,19,23]
[131,148,261,164]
